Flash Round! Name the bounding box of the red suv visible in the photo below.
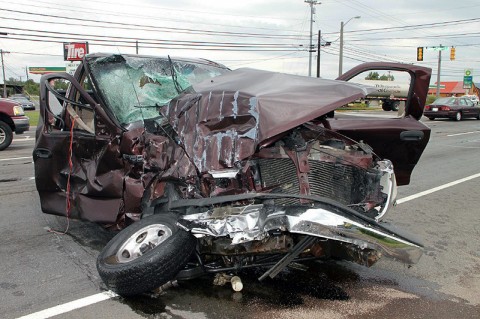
[0,98,30,150]
[34,54,433,296]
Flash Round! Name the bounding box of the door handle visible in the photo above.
[400,130,424,141]
[34,148,52,159]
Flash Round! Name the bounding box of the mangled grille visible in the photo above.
[257,158,373,206]
[258,159,299,205]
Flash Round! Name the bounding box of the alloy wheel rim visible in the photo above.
[0,128,5,144]
[115,224,173,263]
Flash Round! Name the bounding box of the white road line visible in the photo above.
[13,138,35,142]
[396,172,480,204]
[447,131,480,137]
[0,156,32,162]
[15,172,480,318]
[16,291,118,319]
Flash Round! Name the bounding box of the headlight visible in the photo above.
[376,160,397,222]
[13,105,25,116]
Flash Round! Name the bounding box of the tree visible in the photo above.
[365,72,380,80]
[365,71,395,81]
[24,79,39,96]
[379,74,395,81]
[54,79,69,90]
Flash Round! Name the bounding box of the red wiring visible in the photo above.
[48,117,76,235]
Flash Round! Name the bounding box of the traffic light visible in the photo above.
[416,47,423,61]
[450,47,456,61]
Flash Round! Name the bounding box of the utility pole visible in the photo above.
[25,66,29,81]
[1,49,9,98]
[426,45,449,98]
[338,16,360,77]
[436,47,442,98]
[136,41,139,54]
[305,0,320,77]
[316,30,321,78]
[316,31,331,78]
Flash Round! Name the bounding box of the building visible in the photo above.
[428,81,470,97]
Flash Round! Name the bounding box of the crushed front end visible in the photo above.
[168,124,420,269]
[146,68,423,269]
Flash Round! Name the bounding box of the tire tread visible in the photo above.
[96,214,196,296]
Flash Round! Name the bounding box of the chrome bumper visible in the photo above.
[181,203,422,265]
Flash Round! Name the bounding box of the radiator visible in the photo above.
[258,158,373,206]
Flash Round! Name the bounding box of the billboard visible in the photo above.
[63,42,89,61]
[28,67,67,74]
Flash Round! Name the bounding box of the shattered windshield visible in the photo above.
[87,55,229,125]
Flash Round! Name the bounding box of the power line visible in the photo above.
[17,0,307,23]
[0,26,302,48]
[321,18,480,36]
[0,7,309,40]
[348,33,480,42]
[2,36,302,52]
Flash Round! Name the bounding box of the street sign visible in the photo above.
[428,46,449,51]
[65,62,80,76]
[463,75,473,89]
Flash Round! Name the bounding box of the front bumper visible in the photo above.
[22,104,35,110]
[13,116,30,134]
[181,202,423,265]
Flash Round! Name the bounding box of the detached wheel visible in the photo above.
[0,120,13,151]
[455,112,462,121]
[97,213,196,296]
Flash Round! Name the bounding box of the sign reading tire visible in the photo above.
[63,42,89,61]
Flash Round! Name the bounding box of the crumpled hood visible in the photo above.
[163,68,374,173]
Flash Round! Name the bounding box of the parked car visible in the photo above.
[462,94,479,105]
[0,98,30,150]
[424,97,480,121]
[34,54,432,296]
[9,93,31,100]
[8,96,36,110]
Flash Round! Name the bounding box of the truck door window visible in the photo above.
[69,74,95,133]
[45,75,97,134]
[345,70,412,115]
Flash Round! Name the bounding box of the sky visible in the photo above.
[1,0,480,84]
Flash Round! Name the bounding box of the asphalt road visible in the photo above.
[1,114,479,319]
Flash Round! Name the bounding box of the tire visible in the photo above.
[455,112,462,121]
[391,101,400,112]
[428,117,435,121]
[0,120,13,151]
[382,101,392,111]
[97,213,196,296]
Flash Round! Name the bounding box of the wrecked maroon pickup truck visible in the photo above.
[34,54,431,296]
